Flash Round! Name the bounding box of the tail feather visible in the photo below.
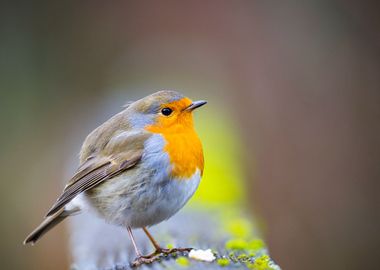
[23,208,74,245]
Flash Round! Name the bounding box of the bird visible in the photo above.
[23,90,207,266]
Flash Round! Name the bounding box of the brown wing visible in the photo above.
[45,154,140,217]
[45,130,151,217]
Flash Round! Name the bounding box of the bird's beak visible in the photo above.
[185,100,207,111]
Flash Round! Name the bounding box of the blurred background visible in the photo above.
[1,1,379,270]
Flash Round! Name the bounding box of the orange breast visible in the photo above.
[145,116,204,179]
[162,129,204,178]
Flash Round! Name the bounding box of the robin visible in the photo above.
[24,90,207,266]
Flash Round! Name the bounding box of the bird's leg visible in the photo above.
[127,227,161,267]
[142,227,161,251]
[142,227,192,257]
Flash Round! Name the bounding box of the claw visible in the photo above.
[131,247,193,267]
[132,254,161,267]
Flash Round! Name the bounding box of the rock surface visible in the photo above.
[70,206,281,270]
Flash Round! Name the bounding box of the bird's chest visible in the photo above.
[159,130,204,179]
[142,132,203,181]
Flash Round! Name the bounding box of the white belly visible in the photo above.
[109,169,201,228]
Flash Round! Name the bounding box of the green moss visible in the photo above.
[175,257,189,267]
[246,255,272,270]
[217,258,230,267]
[248,239,265,251]
[225,237,266,253]
[225,238,248,250]
[228,252,238,263]
[237,254,249,261]
[229,254,237,262]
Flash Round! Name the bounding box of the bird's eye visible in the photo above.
[161,107,173,116]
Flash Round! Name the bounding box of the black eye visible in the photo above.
[161,107,173,116]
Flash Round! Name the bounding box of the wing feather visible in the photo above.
[45,130,151,217]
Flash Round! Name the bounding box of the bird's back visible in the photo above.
[79,109,131,163]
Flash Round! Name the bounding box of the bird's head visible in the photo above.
[128,90,207,132]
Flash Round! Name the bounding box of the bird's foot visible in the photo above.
[131,247,193,267]
[132,254,161,267]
